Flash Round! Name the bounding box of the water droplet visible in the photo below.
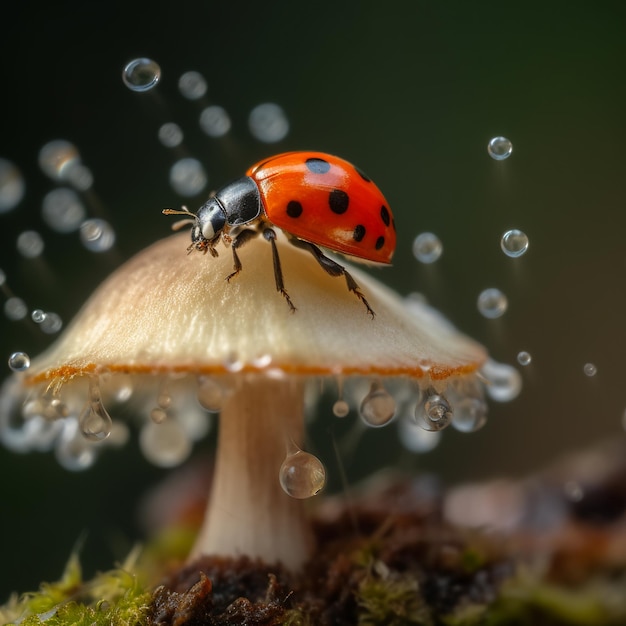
[158,122,184,148]
[8,351,30,372]
[4,297,27,321]
[517,351,532,366]
[169,157,208,197]
[359,381,396,427]
[487,136,513,160]
[477,288,508,319]
[79,401,112,441]
[157,390,172,409]
[332,399,350,418]
[39,311,63,334]
[31,309,46,324]
[178,70,208,100]
[501,229,529,258]
[55,420,97,471]
[398,417,442,452]
[451,397,488,433]
[197,377,225,412]
[481,360,523,402]
[122,58,161,92]
[38,140,81,181]
[412,232,443,264]
[65,164,94,191]
[583,362,597,377]
[80,218,116,252]
[139,418,192,467]
[150,407,168,424]
[41,188,86,233]
[279,449,326,499]
[248,103,289,143]
[223,353,244,373]
[0,158,25,213]
[415,393,453,431]
[563,480,584,503]
[16,230,44,258]
[199,105,231,138]
[39,392,69,421]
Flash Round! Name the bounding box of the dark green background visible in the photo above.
[1,1,625,600]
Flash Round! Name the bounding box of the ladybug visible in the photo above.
[163,151,396,316]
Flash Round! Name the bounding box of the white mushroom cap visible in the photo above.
[23,231,486,386]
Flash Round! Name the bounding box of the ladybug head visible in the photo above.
[191,199,227,255]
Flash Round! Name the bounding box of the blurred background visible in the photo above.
[1,0,625,600]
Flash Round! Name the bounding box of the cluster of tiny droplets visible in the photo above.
[122,58,289,201]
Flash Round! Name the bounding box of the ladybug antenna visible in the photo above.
[162,206,198,232]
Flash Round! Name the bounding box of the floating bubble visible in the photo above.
[80,218,116,252]
[0,158,25,213]
[412,232,443,264]
[481,360,523,402]
[517,351,532,366]
[359,381,396,427]
[398,417,442,452]
[16,230,44,259]
[178,70,208,100]
[31,309,46,324]
[139,418,192,467]
[4,297,27,321]
[169,157,208,197]
[122,58,161,92]
[38,140,81,181]
[199,105,232,138]
[451,397,488,433]
[477,288,508,319]
[158,123,184,148]
[40,312,63,334]
[248,103,289,143]
[279,449,326,499]
[487,136,513,160]
[583,362,597,377]
[332,399,350,418]
[8,351,30,372]
[42,188,86,233]
[0,269,5,286]
[501,229,529,258]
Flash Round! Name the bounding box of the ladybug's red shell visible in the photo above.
[247,152,396,264]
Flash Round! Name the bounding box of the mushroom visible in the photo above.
[0,230,492,571]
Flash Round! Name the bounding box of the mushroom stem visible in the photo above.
[189,374,313,570]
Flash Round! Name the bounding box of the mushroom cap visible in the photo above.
[23,232,486,386]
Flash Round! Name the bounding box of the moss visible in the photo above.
[355,560,431,626]
[0,551,151,626]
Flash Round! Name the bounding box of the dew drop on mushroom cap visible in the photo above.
[0,231,510,570]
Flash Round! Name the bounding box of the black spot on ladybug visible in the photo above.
[329,189,349,214]
[286,200,303,218]
[380,205,390,226]
[353,224,366,242]
[354,166,371,182]
[305,158,331,174]
[375,236,385,250]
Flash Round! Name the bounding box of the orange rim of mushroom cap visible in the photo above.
[20,232,487,389]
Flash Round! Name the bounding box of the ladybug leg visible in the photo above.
[262,228,296,313]
[289,239,375,318]
[225,229,259,282]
